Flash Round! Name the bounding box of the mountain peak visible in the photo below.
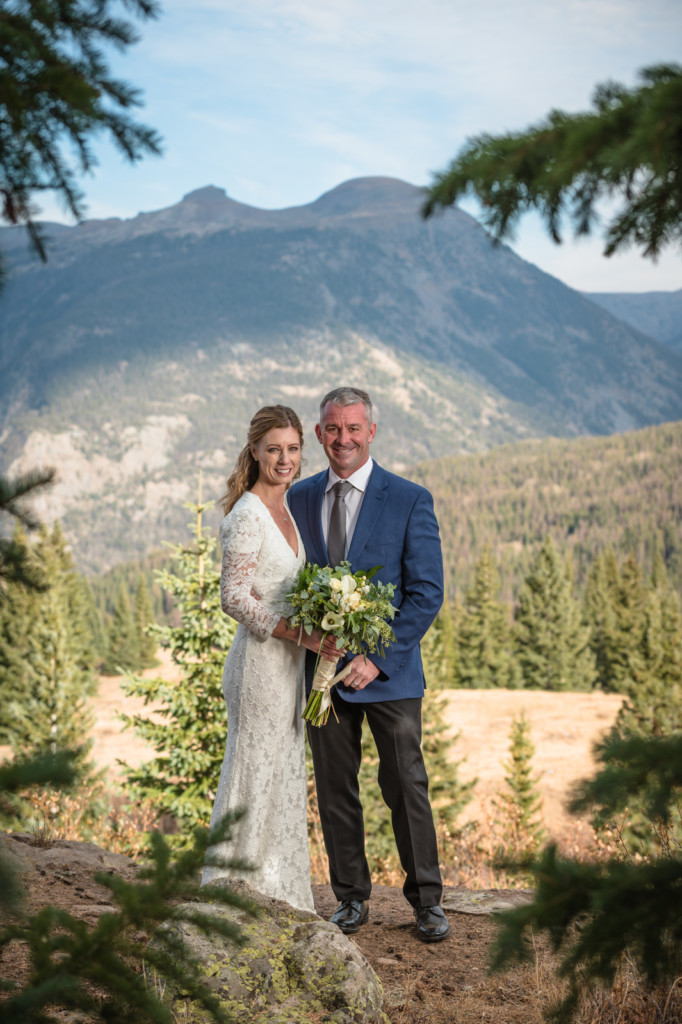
[181,185,230,204]
[309,176,423,217]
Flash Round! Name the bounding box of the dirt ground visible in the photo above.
[2,832,552,1024]
[313,882,553,1023]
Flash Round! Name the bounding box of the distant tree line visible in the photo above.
[90,550,177,629]
[3,514,678,772]
[411,420,682,603]
[0,525,160,769]
[424,536,682,712]
[422,535,682,861]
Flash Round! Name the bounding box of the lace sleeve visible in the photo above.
[219,507,281,642]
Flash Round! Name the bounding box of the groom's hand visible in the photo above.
[347,656,380,690]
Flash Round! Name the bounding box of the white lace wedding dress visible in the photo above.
[202,491,314,911]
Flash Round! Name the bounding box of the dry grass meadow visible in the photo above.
[91,652,623,841]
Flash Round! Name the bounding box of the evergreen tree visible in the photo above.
[456,547,520,689]
[584,548,621,692]
[424,63,682,259]
[491,733,682,1024]
[0,796,250,1024]
[120,499,236,844]
[499,713,545,853]
[133,573,157,668]
[587,554,682,854]
[0,527,38,742]
[421,594,458,690]
[54,524,101,682]
[103,582,139,674]
[613,583,682,854]
[606,552,650,694]
[514,537,596,691]
[0,470,55,589]
[614,580,682,741]
[0,0,161,266]
[421,687,476,835]
[586,549,669,701]
[90,550,175,630]
[75,575,108,668]
[650,543,668,591]
[0,524,97,779]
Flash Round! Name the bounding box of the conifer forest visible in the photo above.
[1,424,681,1024]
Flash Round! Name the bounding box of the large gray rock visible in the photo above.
[442,887,532,915]
[154,880,385,1024]
[2,831,133,875]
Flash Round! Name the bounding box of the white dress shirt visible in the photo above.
[321,457,374,558]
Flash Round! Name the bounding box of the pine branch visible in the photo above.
[0,815,253,1024]
[423,63,682,259]
[0,0,162,263]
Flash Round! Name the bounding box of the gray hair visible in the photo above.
[320,387,373,423]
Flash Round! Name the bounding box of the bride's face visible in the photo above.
[252,426,302,488]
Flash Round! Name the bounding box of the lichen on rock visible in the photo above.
[151,880,386,1024]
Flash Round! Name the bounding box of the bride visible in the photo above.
[202,405,337,911]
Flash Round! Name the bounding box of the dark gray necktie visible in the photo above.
[327,481,352,566]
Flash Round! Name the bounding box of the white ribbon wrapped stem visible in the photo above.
[310,659,352,724]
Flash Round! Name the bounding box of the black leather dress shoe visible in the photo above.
[414,904,450,942]
[329,899,369,934]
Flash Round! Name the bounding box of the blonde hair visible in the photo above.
[221,405,304,514]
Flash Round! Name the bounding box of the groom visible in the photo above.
[289,386,449,943]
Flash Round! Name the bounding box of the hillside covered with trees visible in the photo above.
[411,420,681,602]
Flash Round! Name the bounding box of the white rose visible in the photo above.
[340,574,357,596]
[330,578,343,592]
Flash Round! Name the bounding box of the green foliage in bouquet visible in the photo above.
[287,561,397,657]
[288,561,398,725]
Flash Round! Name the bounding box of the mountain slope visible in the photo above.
[585,288,682,354]
[411,420,682,602]
[3,177,681,434]
[2,177,681,572]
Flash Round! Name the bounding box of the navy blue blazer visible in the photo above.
[288,461,444,703]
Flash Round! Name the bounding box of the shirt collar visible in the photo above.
[325,457,374,494]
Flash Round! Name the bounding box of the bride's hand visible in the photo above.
[307,629,344,661]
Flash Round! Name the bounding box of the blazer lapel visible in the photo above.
[347,463,388,564]
[306,471,329,565]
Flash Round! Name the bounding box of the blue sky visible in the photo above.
[42,0,682,292]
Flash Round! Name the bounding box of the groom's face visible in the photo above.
[316,401,377,478]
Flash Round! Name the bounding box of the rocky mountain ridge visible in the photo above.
[2,176,681,572]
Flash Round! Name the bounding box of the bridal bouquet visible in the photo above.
[287,561,397,726]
